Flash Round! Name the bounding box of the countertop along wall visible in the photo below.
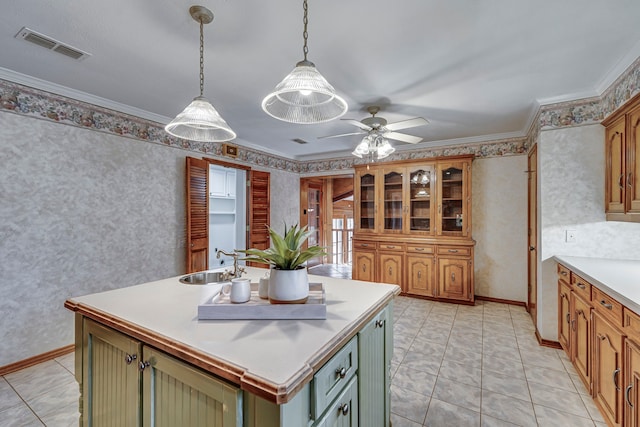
[538,124,640,340]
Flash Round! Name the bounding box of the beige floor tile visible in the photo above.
[481,414,520,426]
[524,364,578,392]
[392,365,437,397]
[481,390,537,427]
[482,370,531,402]
[528,382,590,418]
[533,404,596,427]
[0,402,43,426]
[390,384,429,424]
[432,376,481,412]
[4,361,75,402]
[25,380,79,420]
[0,377,24,412]
[438,358,482,388]
[425,398,481,427]
[390,413,423,427]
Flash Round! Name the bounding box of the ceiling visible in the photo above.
[2,1,640,161]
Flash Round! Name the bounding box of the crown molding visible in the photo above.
[596,38,640,94]
[0,67,172,125]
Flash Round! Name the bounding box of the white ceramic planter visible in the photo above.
[268,268,309,304]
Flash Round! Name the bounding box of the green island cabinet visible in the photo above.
[66,268,397,427]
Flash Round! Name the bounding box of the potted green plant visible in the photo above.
[239,223,326,304]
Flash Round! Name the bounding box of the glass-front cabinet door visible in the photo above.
[355,170,377,233]
[382,168,404,233]
[437,162,469,237]
[407,166,434,235]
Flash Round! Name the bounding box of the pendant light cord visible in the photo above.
[199,18,205,97]
[302,0,309,61]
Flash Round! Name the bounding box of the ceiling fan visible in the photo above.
[318,106,428,144]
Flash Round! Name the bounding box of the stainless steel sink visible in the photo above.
[179,271,229,285]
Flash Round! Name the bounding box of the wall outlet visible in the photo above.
[565,229,577,243]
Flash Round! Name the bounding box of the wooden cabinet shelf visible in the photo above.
[353,156,474,304]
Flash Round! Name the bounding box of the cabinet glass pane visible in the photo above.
[384,171,403,231]
[360,173,376,230]
[441,167,463,232]
[409,169,431,232]
[308,188,321,246]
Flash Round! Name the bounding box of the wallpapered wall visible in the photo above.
[0,112,298,366]
[538,124,640,340]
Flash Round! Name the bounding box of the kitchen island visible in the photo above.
[64,267,400,426]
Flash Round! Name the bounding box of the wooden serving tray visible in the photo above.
[198,282,326,320]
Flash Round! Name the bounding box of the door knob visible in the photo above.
[529,246,535,251]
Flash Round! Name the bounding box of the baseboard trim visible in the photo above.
[535,330,562,349]
[474,295,527,307]
[0,344,74,376]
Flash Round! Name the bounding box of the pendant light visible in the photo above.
[165,6,236,142]
[261,0,348,124]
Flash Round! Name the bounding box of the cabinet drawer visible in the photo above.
[571,274,592,302]
[437,246,471,257]
[378,243,405,252]
[557,263,570,283]
[353,241,377,250]
[312,336,358,419]
[314,375,358,426]
[593,287,623,328]
[624,308,640,342]
[406,244,434,254]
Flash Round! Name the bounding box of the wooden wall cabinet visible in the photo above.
[603,95,640,222]
[353,156,474,304]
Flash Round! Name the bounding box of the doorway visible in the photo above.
[208,164,247,268]
[527,145,538,325]
[301,175,354,279]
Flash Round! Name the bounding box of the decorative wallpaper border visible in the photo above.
[539,56,640,130]
[3,53,640,174]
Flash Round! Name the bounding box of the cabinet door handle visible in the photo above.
[600,300,613,310]
[375,319,385,328]
[448,249,459,253]
[451,272,455,282]
[339,403,350,416]
[125,354,137,365]
[613,368,621,391]
[566,313,570,324]
[361,243,369,247]
[627,384,634,408]
[560,271,568,276]
[628,172,634,188]
[386,245,396,249]
[415,247,424,251]
[571,319,576,331]
[362,265,366,273]
[619,174,625,190]
[418,270,422,279]
[388,267,393,276]
[335,367,347,379]
[576,283,586,290]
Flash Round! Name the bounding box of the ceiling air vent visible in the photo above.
[292,138,308,144]
[15,27,91,60]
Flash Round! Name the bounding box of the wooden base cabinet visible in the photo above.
[558,278,572,354]
[625,338,640,427]
[572,292,592,392]
[593,310,625,427]
[406,255,436,297]
[82,319,242,426]
[77,304,392,427]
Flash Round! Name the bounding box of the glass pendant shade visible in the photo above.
[165,96,236,142]
[262,60,348,124]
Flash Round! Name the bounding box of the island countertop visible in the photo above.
[553,255,640,315]
[64,267,400,404]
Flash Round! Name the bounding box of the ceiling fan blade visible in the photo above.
[384,117,428,131]
[317,131,366,140]
[341,119,373,131]
[385,132,423,144]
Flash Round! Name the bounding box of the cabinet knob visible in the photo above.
[139,361,150,371]
[375,319,385,328]
[339,403,349,416]
[388,267,393,276]
[125,354,137,365]
[335,367,347,379]
[418,270,422,279]
[451,272,456,282]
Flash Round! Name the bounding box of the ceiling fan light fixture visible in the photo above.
[262,0,347,124]
[353,134,394,161]
[165,6,236,142]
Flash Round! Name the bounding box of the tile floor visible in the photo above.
[0,295,606,426]
[308,262,352,279]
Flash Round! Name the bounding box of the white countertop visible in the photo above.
[554,256,640,314]
[65,267,399,403]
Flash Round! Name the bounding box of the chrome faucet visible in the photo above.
[216,249,245,279]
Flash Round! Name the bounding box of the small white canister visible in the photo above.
[258,273,269,299]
